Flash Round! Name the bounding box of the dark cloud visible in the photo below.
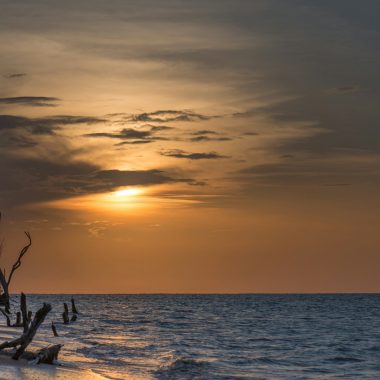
[190,135,232,142]
[242,132,258,136]
[3,73,26,79]
[115,140,153,146]
[188,130,232,142]
[0,133,37,148]
[281,154,296,159]
[126,110,217,123]
[0,114,106,136]
[85,125,172,144]
[45,116,106,125]
[191,130,219,135]
[0,153,196,206]
[86,128,151,139]
[148,125,174,132]
[161,149,228,160]
[334,86,358,93]
[0,96,60,107]
[95,169,185,187]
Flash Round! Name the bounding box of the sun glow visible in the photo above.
[40,185,202,213]
[113,188,142,197]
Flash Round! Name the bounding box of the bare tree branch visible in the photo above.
[0,308,11,327]
[7,232,32,287]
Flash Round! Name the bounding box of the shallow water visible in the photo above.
[2,294,380,379]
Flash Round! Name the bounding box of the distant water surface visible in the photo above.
[2,294,380,379]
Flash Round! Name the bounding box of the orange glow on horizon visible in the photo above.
[36,186,203,214]
[113,188,143,197]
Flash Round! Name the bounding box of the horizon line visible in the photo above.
[10,292,380,296]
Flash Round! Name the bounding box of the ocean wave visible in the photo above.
[155,356,215,379]
[7,294,380,379]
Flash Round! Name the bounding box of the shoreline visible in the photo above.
[0,353,106,380]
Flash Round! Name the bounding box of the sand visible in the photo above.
[0,354,106,380]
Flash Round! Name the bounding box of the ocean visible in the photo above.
[2,294,380,379]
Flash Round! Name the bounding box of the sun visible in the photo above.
[113,188,142,197]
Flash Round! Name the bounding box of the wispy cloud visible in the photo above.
[161,149,228,160]
[126,110,217,123]
[0,114,106,136]
[186,130,233,142]
[0,153,197,206]
[0,96,60,107]
[3,73,27,79]
[85,125,172,144]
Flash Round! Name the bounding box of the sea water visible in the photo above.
[2,294,380,379]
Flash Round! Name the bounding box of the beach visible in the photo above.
[0,354,104,380]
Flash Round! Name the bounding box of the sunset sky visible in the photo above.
[0,0,379,293]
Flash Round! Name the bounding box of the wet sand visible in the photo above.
[0,354,105,380]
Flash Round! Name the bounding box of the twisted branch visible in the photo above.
[7,232,32,287]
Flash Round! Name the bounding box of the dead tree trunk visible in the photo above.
[21,293,28,332]
[0,308,11,327]
[62,303,69,324]
[0,302,51,360]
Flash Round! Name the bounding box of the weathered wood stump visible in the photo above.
[71,297,78,314]
[32,344,63,364]
[15,312,21,326]
[51,321,59,337]
[62,303,69,324]
[21,293,29,332]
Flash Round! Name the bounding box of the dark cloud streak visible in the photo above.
[0,96,60,107]
[161,149,229,160]
[126,110,217,123]
[0,114,106,136]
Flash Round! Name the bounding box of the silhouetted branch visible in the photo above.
[0,308,11,327]
[7,232,32,287]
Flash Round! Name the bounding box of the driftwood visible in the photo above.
[71,297,78,314]
[62,303,69,324]
[0,215,79,366]
[0,302,51,360]
[31,344,63,364]
[51,321,59,337]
